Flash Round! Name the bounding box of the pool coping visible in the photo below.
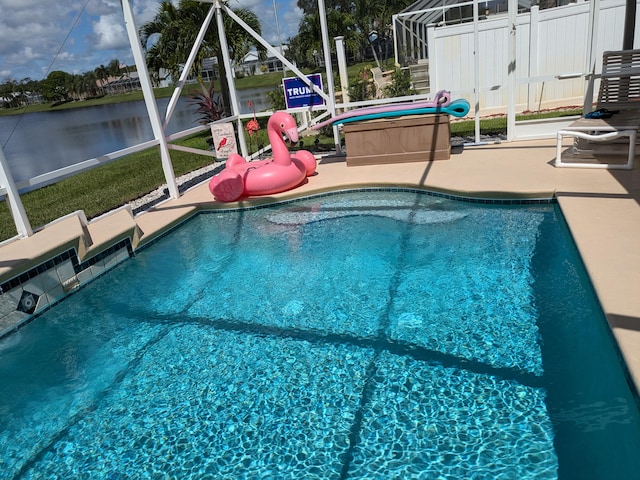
[1,137,640,397]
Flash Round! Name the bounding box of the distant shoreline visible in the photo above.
[0,71,290,117]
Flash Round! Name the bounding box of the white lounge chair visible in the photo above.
[556,49,640,169]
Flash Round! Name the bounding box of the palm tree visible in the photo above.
[289,8,357,67]
[82,71,99,98]
[290,0,413,66]
[360,0,413,63]
[68,74,83,100]
[108,58,123,79]
[139,0,264,114]
[94,65,108,95]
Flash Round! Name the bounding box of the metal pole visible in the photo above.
[335,36,350,105]
[528,6,539,112]
[584,0,600,113]
[214,0,248,157]
[272,0,286,76]
[623,0,636,50]
[473,0,480,143]
[506,0,517,141]
[121,0,179,199]
[317,0,342,153]
[0,144,32,238]
[392,15,400,66]
[164,6,216,128]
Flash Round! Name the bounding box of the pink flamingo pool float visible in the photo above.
[209,111,316,202]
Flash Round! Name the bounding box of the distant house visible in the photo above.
[200,57,219,83]
[235,46,291,77]
[105,75,142,94]
[97,73,142,94]
[0,91,43,108]
[160,45,292,87]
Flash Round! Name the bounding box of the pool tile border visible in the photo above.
[200,188,557,214]
[0,188,554,339]
[0,238,133,338]
[139,188,555,252]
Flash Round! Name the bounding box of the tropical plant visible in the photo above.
[383,68,417,98]
[290,0,413,66]
[82,71,100,98]
[288,9,358,68]
[348,66,377,101]
[267,85,286,110]
[187,81,224,124]
[108,59,124,78]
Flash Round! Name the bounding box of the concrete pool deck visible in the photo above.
[1,137,640,393]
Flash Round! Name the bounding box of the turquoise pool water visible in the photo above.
[1,190,639,479]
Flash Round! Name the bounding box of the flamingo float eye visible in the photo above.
[280,122,285,129]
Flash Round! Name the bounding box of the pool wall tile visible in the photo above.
[0,302,12,318]
[89,262,107,279]
[0,291,17,317]
[76,269,94,287]
[56,260,76,286]
[0,310,28,334]
[39,268,62,292]
[103,251,122,271]
[0,239,133,339]
[45,284,66,305]
[21,279,44,297]
[34,294,48,314]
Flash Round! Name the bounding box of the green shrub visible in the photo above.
[383,68,417,98]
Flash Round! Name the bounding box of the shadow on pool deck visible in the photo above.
[1,137,640,394]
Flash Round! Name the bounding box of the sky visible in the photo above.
[0,0,304,82]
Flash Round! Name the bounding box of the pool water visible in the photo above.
[1,190,639,479]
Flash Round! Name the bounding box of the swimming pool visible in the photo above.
[1,190,639,479]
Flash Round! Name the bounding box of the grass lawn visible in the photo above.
[0,134,214,242]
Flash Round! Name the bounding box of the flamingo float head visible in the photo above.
[269,111,300,145]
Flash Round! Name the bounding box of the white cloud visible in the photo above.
[134,0,176,24]
[282,0,304,40]
[0,0,303,82]
[241,0,302,44]
[93,14,129,50]
[0,1,86,80]
[21,47,40,61]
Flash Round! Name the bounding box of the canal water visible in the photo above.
[0,87,275,186]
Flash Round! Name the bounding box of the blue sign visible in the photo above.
[282,74,325,109]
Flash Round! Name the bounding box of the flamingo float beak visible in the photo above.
[285,127,299,145]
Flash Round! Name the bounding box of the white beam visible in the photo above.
[318,0,342,153]
[220,3,330,103]
[335,36,350,104]
[0,144,32,238]
[584,0,600,113]
[507,0,517,141]
[164,6,216,128]
[121,0,179,199]
[214,0,248,157]
[473,0,480,143]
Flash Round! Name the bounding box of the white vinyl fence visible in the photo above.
[426,0,640,114]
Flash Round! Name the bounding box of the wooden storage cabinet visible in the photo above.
[343,114,451,166]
